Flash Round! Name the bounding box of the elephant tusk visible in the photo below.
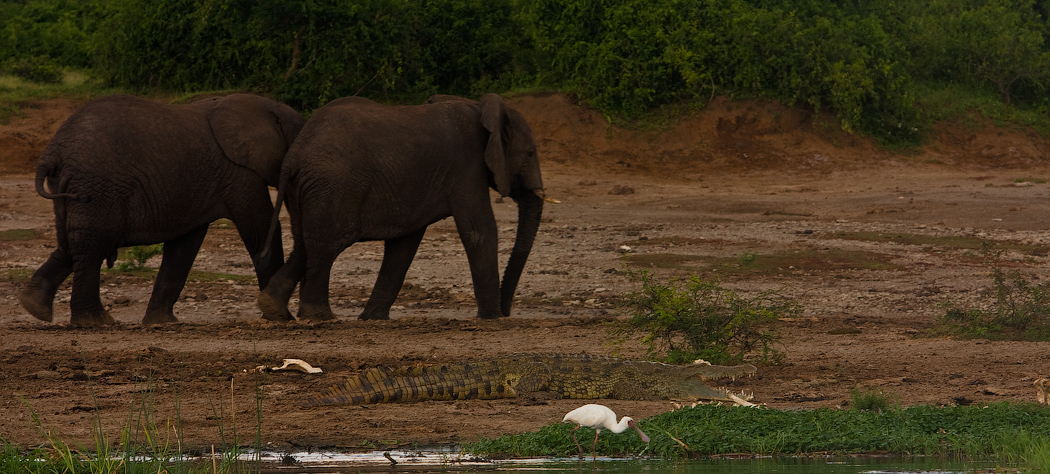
[534,188,561,204]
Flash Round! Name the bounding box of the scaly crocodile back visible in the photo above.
[303,353,755,406]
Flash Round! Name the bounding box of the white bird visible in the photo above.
[562,404,650,460]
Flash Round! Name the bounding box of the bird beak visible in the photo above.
[628,420,650,443]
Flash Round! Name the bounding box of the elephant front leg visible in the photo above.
[143,226,208,324]
[19,248,74,322]
[360,228,426,320]
[455,214,502,319]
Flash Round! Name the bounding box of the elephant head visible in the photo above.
[477,93,550,317]
[208,94,305,187]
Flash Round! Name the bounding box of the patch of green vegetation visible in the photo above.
[187,271,256,284]
[465,402,1050,461]
[913,81,1050,137]
[626,248,899,276]
[1015,177,1048,184]
[5,268,33,284]
[715,248,899,275]
[114,244,164,272]
[623,253,711,272]
[829,232,1050,256]
[615,269,797,365]
[10,350,269,474]
[850,387,898,413]
[933,250,1050,341]
[0,228,37,241]
[0,72,117,123]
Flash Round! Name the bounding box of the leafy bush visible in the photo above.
[90,0,532,110]
[116,244,163,272]
[850,387,899,413]
[4,56,63,84]
[521,0,920,142]
[4,0,1050,144]
[0,0,97,71]
[616,269,798,365]
[934,248,1050,341]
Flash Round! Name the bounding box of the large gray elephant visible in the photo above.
[19,94,305,327]
[257,93,551,321]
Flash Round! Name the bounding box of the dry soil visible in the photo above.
[1,94,1049,453]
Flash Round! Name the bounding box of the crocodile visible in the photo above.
[303,353,756,406]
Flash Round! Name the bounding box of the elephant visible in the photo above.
[256,93,552,321]
[19,94,305,327]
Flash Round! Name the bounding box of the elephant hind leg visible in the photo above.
[143,226,208,325]
[258,245,304,321]
[19,248,74,322]
[297,247,339,321]
[68,250,115,327]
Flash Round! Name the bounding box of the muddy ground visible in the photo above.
[1,93,1049,453]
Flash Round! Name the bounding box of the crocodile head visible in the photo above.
[661,362,757,401]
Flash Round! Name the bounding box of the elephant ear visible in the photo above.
[480,93,511,197]
[208,94,287,186]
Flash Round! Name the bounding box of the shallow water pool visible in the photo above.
[251,450,1001,474]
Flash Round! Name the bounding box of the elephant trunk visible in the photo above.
[500,190,544,317]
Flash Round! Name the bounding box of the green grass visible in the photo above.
[0,228,38,241]
[466,402,1050,463]
[7,352,266,474]
[625,248,899,275]
[913,81,1050,137]
[187,271,256,284]
[0,71,120,122]
[827,232,1050,256]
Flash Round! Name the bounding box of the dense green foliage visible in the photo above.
[616,270,795,365]
[466,402,1050,460]
[2,0,1050,141]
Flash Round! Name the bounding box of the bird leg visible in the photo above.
[591,429,601,461]
[570,424,584,455]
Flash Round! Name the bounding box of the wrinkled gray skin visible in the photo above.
[19,94,305,327]
[258,93,545,321]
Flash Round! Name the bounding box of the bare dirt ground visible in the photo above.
[1,93,1049,453]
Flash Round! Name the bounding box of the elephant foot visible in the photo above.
[476,309,506,319]
[297,303,336,321]
[258,292,294,321]
[143,309,179,325]
[69,309,116,328]
[18,285,54,322]
[358,308,391,320]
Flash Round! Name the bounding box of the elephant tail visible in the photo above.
[34,158,83,201]
[258,182,286,260]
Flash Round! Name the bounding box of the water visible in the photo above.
[252,450,1000,474]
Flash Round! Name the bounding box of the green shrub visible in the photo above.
[3,56,63,84]
[934,248,1050,341]
[116,244,164,271]
[850,387,899,413]
[616,269,797,365]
